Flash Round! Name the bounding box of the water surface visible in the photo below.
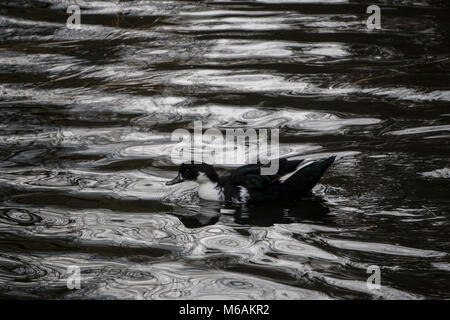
[0,0,449,299]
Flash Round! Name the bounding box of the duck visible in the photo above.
[166,156,336,203]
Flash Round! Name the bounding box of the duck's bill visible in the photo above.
[166,175,184,185]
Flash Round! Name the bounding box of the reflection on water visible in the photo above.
[0,0,449,299]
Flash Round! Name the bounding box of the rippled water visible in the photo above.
[0,0,449,299]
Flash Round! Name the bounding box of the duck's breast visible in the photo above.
[198,182,224,201]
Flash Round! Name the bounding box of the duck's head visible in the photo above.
[166,163,219,185]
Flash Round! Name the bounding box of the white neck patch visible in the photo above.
[196,172,223,201]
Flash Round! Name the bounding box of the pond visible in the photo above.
[0,0,449,299]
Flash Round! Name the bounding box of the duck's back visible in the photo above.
[222,157,335,202]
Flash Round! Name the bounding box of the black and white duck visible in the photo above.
[166,156,336,203]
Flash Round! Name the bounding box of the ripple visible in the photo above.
[199,233,253,253]
[0,208,42,226]
[387,125,450,136]
[139,263,330,300]
[421,168,450,179]
[271,239,339,260]
[205,40,299,59]
[323,238,447,258]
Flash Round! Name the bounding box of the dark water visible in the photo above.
[0,0,449,299]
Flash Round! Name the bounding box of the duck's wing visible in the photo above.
[229,158,304,190]
[274,156,336,196]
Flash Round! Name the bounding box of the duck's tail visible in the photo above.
[279,156,336,197]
